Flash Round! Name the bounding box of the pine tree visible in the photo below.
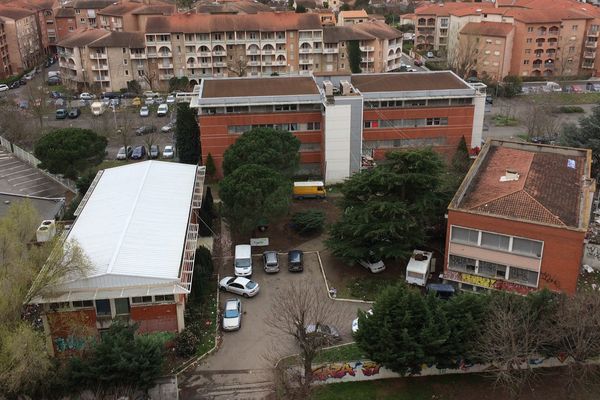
[205,152,216,178]
[175,103,201,165]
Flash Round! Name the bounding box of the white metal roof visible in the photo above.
[37,161,199,302]
[406,250,433,274]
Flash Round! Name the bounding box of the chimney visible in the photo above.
[500,169,520,182]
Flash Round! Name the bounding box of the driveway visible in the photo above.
[179,248,370,399]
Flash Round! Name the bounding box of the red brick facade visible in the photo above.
[46,309,98,356]
[445,210,585,295]
[131,303,179,334]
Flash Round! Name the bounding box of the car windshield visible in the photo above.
[224,308,239,318]
[236,259,251,268]
[118,148,125,154]
[246,281,257,289]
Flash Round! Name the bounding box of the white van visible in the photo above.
[90,101,106,116]
[405,250,434,286]
[234,244,252,277]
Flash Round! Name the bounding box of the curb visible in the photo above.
[314,251,374,305]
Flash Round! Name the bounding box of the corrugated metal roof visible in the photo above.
[62,161,197,289]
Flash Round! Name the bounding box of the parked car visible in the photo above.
[109,98,120,107]
[0,84,8,92]
[569,85,584,93]
[407,68,417,72]
[135,125,156,136]
[157,103,169,117]
[426,283,456,300]
[131,145,146,160]
[426,51,434,58]
[116,146,132,160]
[101,97,111,106]
[143,90,159,98]
[161,121,174,132]
[50,91,63,99]
[414,59,423,67]
[352,309,373,334]
[54,98,65,107]
[55,108,67,119]
[68,108,81,119]
[219,276,260,297]
[79,92,95,100]
[222,298,242,331]
[306,324,341,342]
[162,145,174,159]
[358,253,386,273]
[131,97,142,106]
[234,244,252,277]
[144,97,155,106]
[47,76,61,86]
[120,92,138,99]
[18,100,29,109]
[288,250,304,272]
[263,251,280,273]
[139,106,149,117]
[166,94,176,104]
[9,81,20,89]
[149,144,159,159]
[101,91,120,99]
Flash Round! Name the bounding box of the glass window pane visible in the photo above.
[95,299,111,316]
[508,267,538,285]
[448,254,476,272]
[114,298,130,315]
[480,232,510,250]
[512,237,543,258]
[451,227,478,245]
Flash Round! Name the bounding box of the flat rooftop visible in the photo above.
[0,193,65,221]
[351,71,471,93]
[451,140,594,230]
[201,76,320,98]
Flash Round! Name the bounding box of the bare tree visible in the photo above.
[23,83,52,131]
[227,57,249,77]
[520,97,563,140]
[142,131,161,155]
[448,34,479,79]
[265,279,344,397]
[112,109,137,159]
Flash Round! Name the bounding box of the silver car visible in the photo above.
[263,251,279,273]
[219,276,260,298]
[222,298,242,331]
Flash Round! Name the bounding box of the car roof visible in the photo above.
[225,299,239,310]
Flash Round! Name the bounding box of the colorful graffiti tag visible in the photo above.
[444,270,533,295]
[54,335,88,352]
[312,361,381,381]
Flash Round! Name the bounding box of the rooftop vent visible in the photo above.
[323,80,334,96]
[500,169,520,182]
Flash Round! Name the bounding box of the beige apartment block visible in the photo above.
[459,22,514,81]
[0,7,43,74]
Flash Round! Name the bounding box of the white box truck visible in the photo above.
[234,244,252,277]
[90,101,106,116]
[405,250,434,286]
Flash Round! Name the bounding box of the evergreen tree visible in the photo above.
[348,41,362,73]
[205,152,216,178]
[451,135,471,175]
[175,103,201,165]
[198,187,215,236]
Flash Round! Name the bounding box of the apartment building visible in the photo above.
[0,19,10,78]
[444,140,595,295]
[97,1,174,32]
[0,7,43,74]
[32,161,205,356]
[7,0,56,55]
[195,0,272,14]
[71,0,115,29]
[57,28,145,91]
[54,7,77,42]
[337,10,369,26]
[459,22,514,81]
[190,71,486,181]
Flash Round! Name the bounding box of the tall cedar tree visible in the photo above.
[205,152,217,177]
[451,135,471,175]
[560,104,600,178]
[175,103,201,165]
[348,41,362,73]
[326,149,447,262]
[198,186,215,236]
[34,128,107,180]
[222,127,300,177]
[220,164,292,234]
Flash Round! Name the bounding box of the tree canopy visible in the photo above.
[222,127,301,177]
[175,103,201,165]
[220,164,292,234]
[326,149,448,262]
[34,128,107,180]
[560,104,600,178]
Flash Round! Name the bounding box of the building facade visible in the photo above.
[32,161,205,356]
[444,140,595,295]
[459,22,514,81]
[191,71,486,182]
[0,7,43,74]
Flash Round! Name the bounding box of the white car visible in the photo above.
[145,97,155,106]
[79,92,95,100]
[166,95,176,104]
[139,106,149,117]
[219,276,260,297]
[358,253,386,273]
[143,90,159,98]
[352,309,373,334]
[222,298,242,331]
[0,84,8,92]
[157,103,169,117]
[161,122,174,132]
[162,145,174,159]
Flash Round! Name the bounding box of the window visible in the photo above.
[123,59,127,65]
[478,261,507,278]
[528,27,534,32]
[448,255,476,273]
[480,232,510,251]
[525,49,531,54]
[49,302,70,310]
[154,294,175,302]
[572,25,578,31]
[508,267,538,286]
[512,237,543,258]
[114,298,130,315]
[526,38,532,43]
[307,122,320,130]
[95,299,111,316]
[569,46,575,53]
[132,296,152,304]
[523,60,530,65]
[364,120,378,128]
[426,117,448,126]
[274,104,297,111]
[125,70,129,76]
[72,300,93,308]
[451,226,479,245]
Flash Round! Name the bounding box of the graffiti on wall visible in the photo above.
[444,270,533,295]
[312,361,381,381]
[54,335,88,352]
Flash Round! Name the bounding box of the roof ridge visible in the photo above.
[466,187,521,210]
[522,188,567,227]
[105,161,153,274]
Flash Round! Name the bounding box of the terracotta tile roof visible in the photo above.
[7,0,55,11]
[351,71,470,93]
[195,0,271,14]
[352,20,402,40]
[202,76,320,98]
[456,142,591,228]
[131,4,175,15]
[323,24,378,42]
[57,27,109,47]
[339,10,368,18]
[89,31,145,48]
[0,6,34,19]
[415,2,497,17]
[460,22,514,38]
[145,12,322,33]
[97,2,141,16]
[72,0,115,9]
[55,7,76,18]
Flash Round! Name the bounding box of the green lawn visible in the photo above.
[337,276,397,301]
[313,379,433,400]
[530,92,600,105]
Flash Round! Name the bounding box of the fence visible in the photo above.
[0,135,77,194]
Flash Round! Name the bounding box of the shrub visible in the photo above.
[291,210,325,235]
[173,328,199,357]
[557,106,585,113]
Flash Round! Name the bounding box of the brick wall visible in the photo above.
[47,308,98,356]
[130,303,179,333]
[445,209,585,294]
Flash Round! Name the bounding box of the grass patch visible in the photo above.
[530,92,600,105]
[314,343,367,364]
[555,105,585,113]
[97,160,129,170]
[338,276,397,301]
[312,379,433,400]
[492,114,519,126]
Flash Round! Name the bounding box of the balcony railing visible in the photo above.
[159,73,174,80]
[91,64,108,71]
[323,47,338,54]
[299,58,313,65]
[585,51,596,58]
[299,48,312,54]
[360,46,375,52]
[158,63,173,69]
[212,50,226,56]
[586,41,598,48]
[90,53,106,59]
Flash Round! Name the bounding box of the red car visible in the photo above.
[414,59,424,67]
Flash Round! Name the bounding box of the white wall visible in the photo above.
[324,104,352,183]
[470,83,487,148]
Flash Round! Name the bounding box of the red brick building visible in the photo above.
[444,139,595,295]
[191,71,486,182]
[32,161,205,356]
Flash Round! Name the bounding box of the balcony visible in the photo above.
[248,60,260,66]
[585,51,596,58]
[299,48,313,54]
[90,52,107,59]
[312,47,323,54]
[299,58,313,65]
[212,50,226,56]
[586,41,598,48]
[158,63,174,69]
[582,62,595,69]
[262,49,275,55]
[360,46,375,52]
[588,30,600,37]
[275,36,286,43]
[159,73,174,80]
[131,53,146,59]
[323,47,338,54]
[361,57,374,63]
[94,76,109,82]
[91,64,108,71]
[198,51,211,57]
[213,61,227,67]
[273,60,286,66]
[199,62,211,68]
[246,48,260,55]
